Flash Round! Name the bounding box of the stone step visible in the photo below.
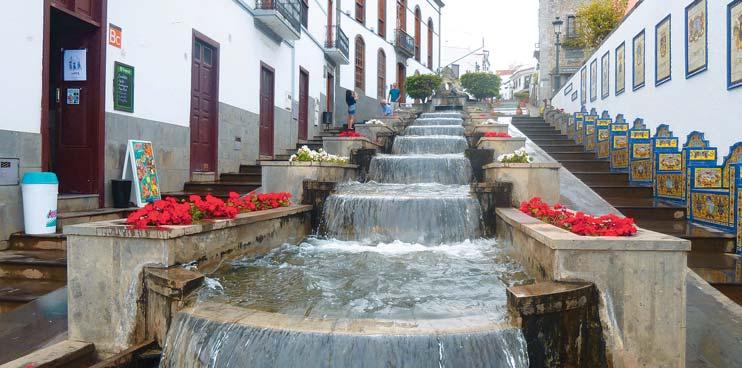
[608,198,687,221]
[0,250,66,281]
[590,185,653,198]
[539,144,586,153]
[190,171,217,183]
[57,194,99,213]
[689,253,742,285]
[634,220,736,253]
[1,339,95,368]
[8,232,66,251]
[530,138,575,145]
[712,284,742,305]
[183,181,261,195]
[521,134,569,140]
[572,172,630,185]
[219,172,262,183]
[239,164,262,174]
[0,278,65,313]
[560,160,611,172]
[550,152,601,160]
[57,207,134,231]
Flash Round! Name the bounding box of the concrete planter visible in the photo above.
[483,162,561,206]
[64,205,313,354]
[260,161,358,202]
[476,137,527,158]
[470,123,509,135]
[322,137,380,158]
[496,208,690,368]
[355,124,396,144]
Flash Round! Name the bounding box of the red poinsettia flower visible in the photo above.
[520,197,637,237]
[483,132,512,138]
[339,130,363,138]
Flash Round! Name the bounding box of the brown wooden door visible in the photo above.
[259,64,275,156]
[327,0,334,46]
[397,63,406,103]
[326,72,334,112]
[299,69,309,141]
[52,12,101,194]
[189,37,219,173]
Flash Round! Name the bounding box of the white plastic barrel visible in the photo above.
[21,172,59,235]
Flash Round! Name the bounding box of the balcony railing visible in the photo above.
[256,0,302,35]
[325,25,349,60]
[394,29,415,58]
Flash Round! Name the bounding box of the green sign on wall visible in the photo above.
[113,62,134,113]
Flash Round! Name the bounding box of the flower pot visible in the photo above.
[111,179,132,208]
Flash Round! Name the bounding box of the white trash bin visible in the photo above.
[21,172,59,235]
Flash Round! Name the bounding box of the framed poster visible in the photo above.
[122,140,161,207]
[601,51,610,99]
[729,0,742,90]
[564,83,573,95]
[590,59,598,102]
[571,91,578,101]
[685,0,708,78]
[581,67,587,105]
[63,49,87,81]
[616,42,626,95]
[656,15,672,86]
[633,29,646,90]
[113,62,135,113]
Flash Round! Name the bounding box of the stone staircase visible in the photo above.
[512,116,742,304]
[0,195,132,313]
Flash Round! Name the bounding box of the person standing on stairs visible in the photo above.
[346,90,357,130]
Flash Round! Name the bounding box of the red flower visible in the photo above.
[483,132,512,138]
[339,130,363,138]
[519,197,637,237]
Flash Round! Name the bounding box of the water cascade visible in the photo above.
[159,112,530,368]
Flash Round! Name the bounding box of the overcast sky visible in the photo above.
[441,0,539,71]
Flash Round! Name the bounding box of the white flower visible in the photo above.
[367,119,386,126]
[482,119,498,125]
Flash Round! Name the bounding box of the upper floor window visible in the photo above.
[414,7,421,61]
[378,49,386,100]
[355,0,365,24]
[378,0,386,38]
[427,18,434,69]
[301,0,309,28]
[355,36,366,91]
[566,15,577,38]
[397,0,406,31]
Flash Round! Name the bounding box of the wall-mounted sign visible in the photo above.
[109,24,122,48]
[66,88,80,105]
[113,62,134,112]
[63,49,87,81]
[122,140,161,207]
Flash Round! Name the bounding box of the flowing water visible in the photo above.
[160,112,531,368]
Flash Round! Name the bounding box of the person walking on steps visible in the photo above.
[388,83,401,115]
[346,90,358,130]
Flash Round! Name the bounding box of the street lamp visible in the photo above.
[552,17,564,96]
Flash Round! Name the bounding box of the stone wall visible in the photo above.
[0,129,42,247]
[335,86,383,127]
[104,113,190,207]
[217,102,260,174]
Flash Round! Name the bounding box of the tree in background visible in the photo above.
[563,0,627,48]
[405,74,443,103]
[460,72,501,100]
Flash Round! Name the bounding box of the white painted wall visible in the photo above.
[552,0,742,159]
[0,0,44,134]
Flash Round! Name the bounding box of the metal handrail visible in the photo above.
[256,0,302,33]
[395,29,415,56]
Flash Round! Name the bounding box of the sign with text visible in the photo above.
[113,62,134,112]
[109,24,122,48]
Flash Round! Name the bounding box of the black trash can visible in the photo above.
[111,179,132,208]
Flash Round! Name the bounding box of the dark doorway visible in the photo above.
[298,68,310,141]
[189,32,219,173]
[397,63,407,103]
[43,1,105,196]
[259,63,275,157]
[326,72,334,113]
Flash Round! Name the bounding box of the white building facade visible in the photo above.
[0,0,444,246]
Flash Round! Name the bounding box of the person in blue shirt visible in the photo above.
[388,83,401,114]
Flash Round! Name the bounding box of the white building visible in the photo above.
[0,0,444,246]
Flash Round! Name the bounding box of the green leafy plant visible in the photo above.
[513,90,530,101]
[568,0,627,48]
[460,72,501,100]
[405,74,442,103]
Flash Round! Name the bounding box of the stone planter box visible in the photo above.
[476,137,527,158]
[470,123,510,136]
[355,124,396,144]
[483,162,561,206]
[323,137,381,158]
[64,205,312,354]
[260,161,358,203]
[496,208,690,368]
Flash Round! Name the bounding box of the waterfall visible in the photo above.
[158,110,531,368]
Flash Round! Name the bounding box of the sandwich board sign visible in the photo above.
[122,140,161,207]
